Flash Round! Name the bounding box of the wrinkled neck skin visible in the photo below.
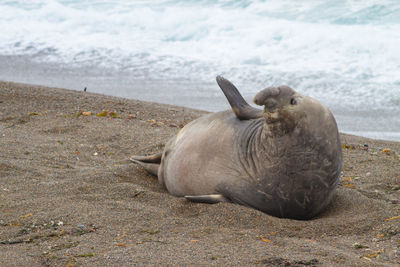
[261,121,293,159]
[237,113,319,179]
[260,115,300,159]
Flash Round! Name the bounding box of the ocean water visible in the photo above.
[0,0,399,141]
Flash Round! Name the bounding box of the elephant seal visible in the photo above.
[131,76,342,220]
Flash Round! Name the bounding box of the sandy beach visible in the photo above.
[0,81,399,266]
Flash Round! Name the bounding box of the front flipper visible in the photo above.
[185,194,230,204]
[216,76,263,120]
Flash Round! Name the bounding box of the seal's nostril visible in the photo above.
[265,99,277,110]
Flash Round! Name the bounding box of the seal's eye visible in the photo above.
[290,98,297,105]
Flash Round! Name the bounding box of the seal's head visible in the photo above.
[253,85,337,139]
[254,85,303,136]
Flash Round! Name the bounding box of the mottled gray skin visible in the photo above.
[132,77,342,220]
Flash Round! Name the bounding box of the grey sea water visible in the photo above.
[0,0,399,141]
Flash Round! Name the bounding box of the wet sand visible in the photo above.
[0,81,399,266]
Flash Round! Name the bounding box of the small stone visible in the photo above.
[353,242,368,249]
[77,224,85,229]
[57,221,63,226]
[366,172,371,177]
[127,114,137,119]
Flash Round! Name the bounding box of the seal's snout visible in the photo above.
[265,98,277,111]
[254,86,280,106]
[254,85,296,109]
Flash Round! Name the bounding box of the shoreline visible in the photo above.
[1,55,400,142]
[2,79,399,144]
[1,81,399,266]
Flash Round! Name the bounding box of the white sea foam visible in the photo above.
[0,0,399,139]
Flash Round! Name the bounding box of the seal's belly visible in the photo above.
[162,111,241,196]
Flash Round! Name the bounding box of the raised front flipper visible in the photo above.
[216,76,263,120]
[185,194,230,204]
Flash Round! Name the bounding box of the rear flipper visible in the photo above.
[185,194,230,204]
[130,153,162,177]
[130,152,162,163]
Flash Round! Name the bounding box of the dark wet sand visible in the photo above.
[0,81,399,266]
